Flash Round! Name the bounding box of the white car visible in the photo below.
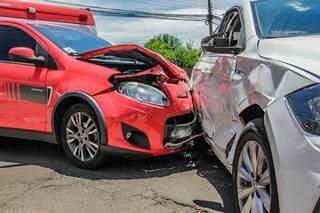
[191,0,320,212]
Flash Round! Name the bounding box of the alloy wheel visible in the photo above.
[65,112,99,162]
[237,140,271,213]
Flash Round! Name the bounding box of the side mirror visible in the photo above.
[9,47,46,66]
[201,34,243,55]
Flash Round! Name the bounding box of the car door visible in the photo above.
[197,9,244,151]
[0,25,51,132]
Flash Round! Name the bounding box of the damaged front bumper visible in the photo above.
[93,81,196,156]
[164,113,203,150]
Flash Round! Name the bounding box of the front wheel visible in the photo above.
[61,103,105,169]
[233,119,279,213]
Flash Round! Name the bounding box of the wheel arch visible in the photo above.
[227,104,266,169]
[52,91,107,145]
[239,104,265,125]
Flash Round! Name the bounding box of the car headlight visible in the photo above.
[287,84,320,135]
[117,82,169,106]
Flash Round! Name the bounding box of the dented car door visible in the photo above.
[193,9,244,151]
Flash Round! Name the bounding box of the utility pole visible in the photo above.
[207,0,213,35]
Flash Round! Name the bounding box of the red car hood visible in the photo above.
[80,44,187,80]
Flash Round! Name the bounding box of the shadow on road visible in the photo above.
[0,137,234,212]
[193,149,235,213]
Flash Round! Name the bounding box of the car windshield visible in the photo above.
[251,0,320,38]
[30,24,112,55]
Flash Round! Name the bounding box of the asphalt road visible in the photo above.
[0,138,235,213]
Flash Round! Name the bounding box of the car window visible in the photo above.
[252,0,320,38]
[0,25,56,68]
[220,11,243,47]
[0,26,37,62]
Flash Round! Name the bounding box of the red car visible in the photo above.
[0,1,196,169]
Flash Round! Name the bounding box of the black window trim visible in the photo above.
[0,60,40,67]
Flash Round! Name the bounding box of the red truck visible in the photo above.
[0,0,97,34]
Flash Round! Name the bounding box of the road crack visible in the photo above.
[131,188,208,212]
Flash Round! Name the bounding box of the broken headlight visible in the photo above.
[287,85,320,135]
[117,82,169,106]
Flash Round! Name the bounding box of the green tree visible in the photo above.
[144,34,201,70]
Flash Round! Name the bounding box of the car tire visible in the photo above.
[232,118,279,213]
[61,103,106,169]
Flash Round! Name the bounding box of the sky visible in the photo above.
[35,0,238,46]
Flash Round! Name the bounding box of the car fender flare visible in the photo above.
[52,91,108,145]
[227,117,267,168]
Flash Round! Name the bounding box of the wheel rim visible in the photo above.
[237,140,271,213]
[66,112,99,162]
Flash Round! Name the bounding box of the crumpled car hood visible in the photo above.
[80,44,187,80]
[258,35,320,77]
[110,65,170,83]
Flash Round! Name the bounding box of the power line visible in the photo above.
[114,0,206,9]
[39,0,222,22]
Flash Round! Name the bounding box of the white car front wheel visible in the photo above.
[233,119,279,213]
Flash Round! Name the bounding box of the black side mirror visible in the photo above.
[213,36,229,47]
[201,34,243,54]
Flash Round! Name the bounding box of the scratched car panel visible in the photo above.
[192,1,320,212]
